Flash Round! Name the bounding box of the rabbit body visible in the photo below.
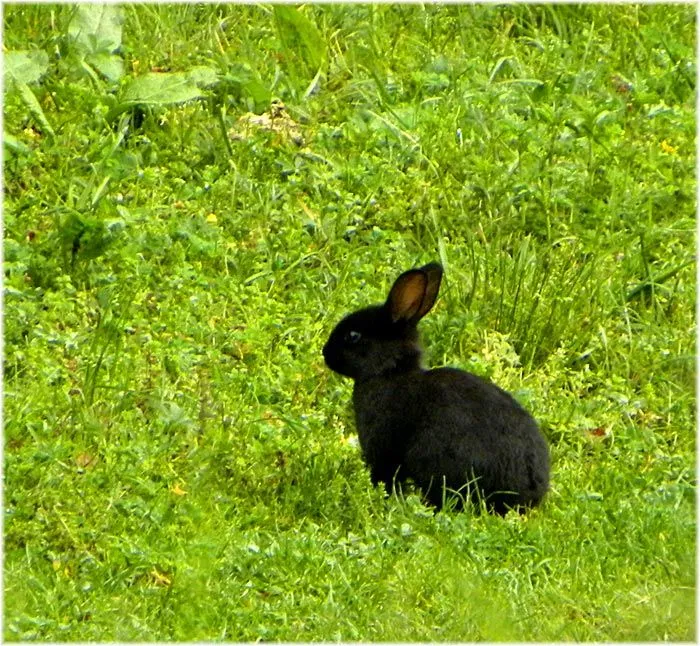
[353,368,549,513]
[323,262,550,513]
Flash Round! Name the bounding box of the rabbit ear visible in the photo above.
[417,262,443,319]
[388,263,443,324]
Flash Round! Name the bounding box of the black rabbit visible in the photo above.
[322,262,549,514]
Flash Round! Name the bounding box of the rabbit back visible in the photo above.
[353,367,549,513]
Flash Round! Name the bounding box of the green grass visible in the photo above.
[4,3,696,641]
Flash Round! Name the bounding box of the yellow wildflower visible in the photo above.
[660,140,678,155]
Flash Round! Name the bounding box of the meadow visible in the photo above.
[3,3,696,641]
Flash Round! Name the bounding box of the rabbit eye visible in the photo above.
[345,330,362,344]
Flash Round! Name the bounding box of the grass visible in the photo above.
[3,3,696,641]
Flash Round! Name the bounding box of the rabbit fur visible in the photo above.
[322,262,550,514]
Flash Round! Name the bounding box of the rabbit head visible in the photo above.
[323,263,443,381]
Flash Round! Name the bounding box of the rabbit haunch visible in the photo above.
[323,262,550,514]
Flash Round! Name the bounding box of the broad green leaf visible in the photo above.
[274,6,326,73]
[4,132,31,156]
[86,52,124,83]
[222,64,271,109]
[241,77,272,108]
[121,72,205,106]
[17,83,55,138]
[68,4,123,54]
[4,50,49,88]
[186,66,219,88]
